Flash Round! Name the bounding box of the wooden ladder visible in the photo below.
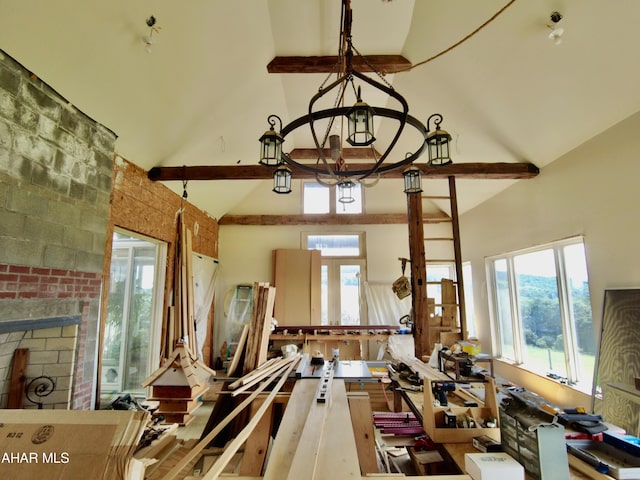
[422,176,467,344]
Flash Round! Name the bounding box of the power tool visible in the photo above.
[432,380,456,406]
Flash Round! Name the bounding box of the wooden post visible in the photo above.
[406,192,429,358]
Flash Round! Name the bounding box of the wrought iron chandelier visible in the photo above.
[259,0,452,196]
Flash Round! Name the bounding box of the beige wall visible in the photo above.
[461,110,640,407]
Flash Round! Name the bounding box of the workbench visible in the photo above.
[390,361,612,480]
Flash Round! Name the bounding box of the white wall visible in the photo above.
[460,111,640,407]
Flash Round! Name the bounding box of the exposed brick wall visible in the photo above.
[0,48,116,409]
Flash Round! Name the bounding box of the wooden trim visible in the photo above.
[147,162,539,182]
[219,212,450,226]
[7,348,29,408]
[266,55,411,74]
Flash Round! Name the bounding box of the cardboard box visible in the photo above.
[464,452,524,480]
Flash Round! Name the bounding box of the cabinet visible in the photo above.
[499,403,570,479]
[272,249,321,326]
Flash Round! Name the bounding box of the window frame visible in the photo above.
[302,181,364,215]
[485,236,593,391]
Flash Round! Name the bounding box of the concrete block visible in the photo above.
[63,226,92,251]
[80,209,108,234]
[0,210,25,237]
[30,161,52,189]
[43,244,76,270]
[25,216,64,245]
[6,185,49,217]
[0,90,17,119]
[0,237,44,267]
[0,118,12,149]
[49,172,70,196]
[19,82,60,121]
[60,108,90,139]
[13,129,56,166]
[0,63,20,95]
[75,250,103,273]
[91,126,117,156]
[47,200,81,228]
[15,103,39,131]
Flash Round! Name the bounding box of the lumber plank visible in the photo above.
[348,392,379,475]
[202,357,299,479]
[315,380,361,480]
[7,348,29,408]
[238,397,274,476]
[262,379,317,480]
[227,324,249,377]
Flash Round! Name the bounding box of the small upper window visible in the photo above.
[303,182,363,214]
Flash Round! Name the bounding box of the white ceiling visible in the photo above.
[2,0,640,219]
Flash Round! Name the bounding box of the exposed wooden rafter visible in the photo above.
[148,162,539,182]
[218,212,452,226]
[267,55,411,74]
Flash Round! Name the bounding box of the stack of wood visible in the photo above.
[226,282,277,376]
[141,342,216,426]
[163,213,197,358]
[428,278,462,347]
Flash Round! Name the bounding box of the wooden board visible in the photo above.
[7,348,29,408]
[238,397,274,476]
[347,392,379,475]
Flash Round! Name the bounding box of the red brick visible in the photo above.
[32,267,52,276]
[9,265,30,273]
[0,273,19,282]
[0,292,17,299]
[19,274,39,283]
[51,269,69,276]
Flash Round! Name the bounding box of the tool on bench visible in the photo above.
[432,380,456,407]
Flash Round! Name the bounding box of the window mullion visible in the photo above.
[507,257,524,364]
[555,246,579,383]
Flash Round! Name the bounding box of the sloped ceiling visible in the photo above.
[1,0,640,219]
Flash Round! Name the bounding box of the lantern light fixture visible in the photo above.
[258,0,453,195]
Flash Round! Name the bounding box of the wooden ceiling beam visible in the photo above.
[267,55,411,74]
[218,212,451,226]
[148,162,539,182]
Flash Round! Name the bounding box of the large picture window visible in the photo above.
[303,182,363,214]
[486,237,594,392]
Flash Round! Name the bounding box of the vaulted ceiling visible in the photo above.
[2,0,640,219]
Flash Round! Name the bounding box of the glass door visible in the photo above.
[101,231,165,399]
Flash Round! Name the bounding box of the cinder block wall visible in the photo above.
[0,49,116,409]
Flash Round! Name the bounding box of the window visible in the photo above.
[486,237,594,392]
[303,232,366,326]
[303,182,363,214]
[101,231,166,399]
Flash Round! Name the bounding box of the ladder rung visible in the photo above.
[426,259,456,263]
[424,237,454,241]
[422,195,450,200]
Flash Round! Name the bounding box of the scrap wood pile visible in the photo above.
[134,281,301,479]
[149,354,302,480]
